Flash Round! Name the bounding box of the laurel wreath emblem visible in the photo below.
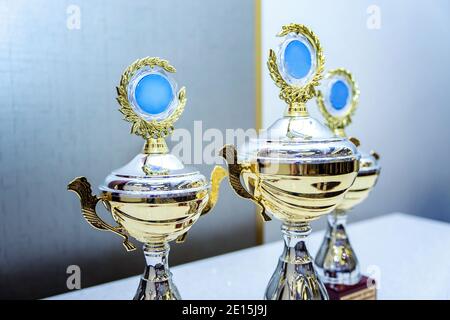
[116,57,186,139]
[267,24,325,106]
[316,68,360,132]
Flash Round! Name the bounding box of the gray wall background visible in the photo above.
[0,0,256,299]
[261,0,450,242]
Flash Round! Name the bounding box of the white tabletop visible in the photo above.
[49,213,450,300]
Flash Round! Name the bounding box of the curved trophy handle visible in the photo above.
[219,145,271,222]
[370,150,380,161]
[175,166,228,244]
[201,165,228,216]
[67,177,136,252]
[348,136,361,147]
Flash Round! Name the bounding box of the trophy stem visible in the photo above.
[265,222,329,300]
[315,211,361,285]
[134,243,181,300]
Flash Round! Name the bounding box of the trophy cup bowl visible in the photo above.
[97,153,220,245]
[68,57,226,300]
[229,138,359,224]
[314,68,381,292]
[220,24,360,300]
[336,155,380,212]
[314,150,380,286]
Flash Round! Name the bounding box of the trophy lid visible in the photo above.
[239,24,359,164]
[99,153,208,199]
[317,68,380,173]
[99,57,208,199]
[239,118,359,164]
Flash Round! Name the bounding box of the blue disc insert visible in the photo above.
[134,73,174,115]
[283,40,312,79]
[330,80,349,110]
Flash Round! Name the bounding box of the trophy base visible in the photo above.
[325,276,376,300]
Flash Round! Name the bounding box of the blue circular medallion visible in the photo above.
[283,40,312,79]
[134,74,174,115]
[330,80,349,110]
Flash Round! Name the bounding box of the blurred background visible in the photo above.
[260,0,450,241]
[0,0,449,299]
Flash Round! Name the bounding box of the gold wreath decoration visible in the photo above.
[116,57,186,139]
[316,68,360,132]
[267,24,325,106]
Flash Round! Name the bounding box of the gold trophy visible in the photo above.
[220,25,360,300]
[68,57,227,300]
[314,68,381,300]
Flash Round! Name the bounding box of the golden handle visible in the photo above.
[348,136,361,147]
[67,177,136,252]
[175,166,228,244]
[370,150,380,161]
[201,165,228,216]
[219,145,271,222]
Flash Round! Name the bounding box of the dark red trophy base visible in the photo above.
[325,276,376,300]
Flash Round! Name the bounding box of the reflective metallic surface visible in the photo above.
[69,163,226,299]
[68,177,137,252]
[68,57,227,300]
[315,161,380,285]
[315,213,360,285]
[240,158,359,223]
[134,243,181,300]
[221,25,360,300]
[265,223,328,300]
[315,68,381,286]
[336,161,380,213]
